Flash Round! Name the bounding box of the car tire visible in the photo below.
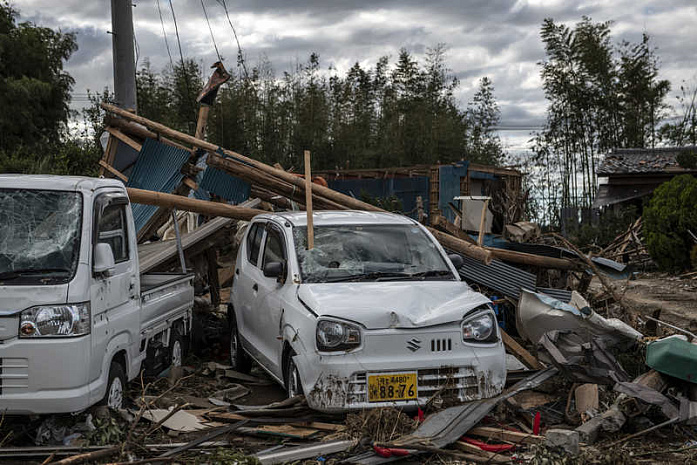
[169,326,185,368]
[99,359,126,410]
[284,351,303,398]
[229,313,252,373]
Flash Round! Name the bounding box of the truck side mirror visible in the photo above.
[263,261,285,281]
[94,243,116,276]
[448,253,464,269]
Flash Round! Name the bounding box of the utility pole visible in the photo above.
[111,0,137,111]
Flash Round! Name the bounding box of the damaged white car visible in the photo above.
[228,211,506,411]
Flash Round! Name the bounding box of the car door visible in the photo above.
[248,222,288,378]
[233,221,267,357]
[89,194,139,385]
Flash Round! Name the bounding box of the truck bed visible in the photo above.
[140,272,195,331]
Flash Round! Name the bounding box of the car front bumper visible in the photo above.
[295,325,506,412]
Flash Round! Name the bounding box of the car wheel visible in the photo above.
[100,359,126,410]
[229,313,252,373]
[285,352,303,398]
[169,327,184,368]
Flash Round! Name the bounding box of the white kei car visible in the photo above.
[228,211,506,411]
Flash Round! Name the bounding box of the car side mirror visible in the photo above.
[448,253,464,269]
[263,261,285,281]
[94,243,116,276]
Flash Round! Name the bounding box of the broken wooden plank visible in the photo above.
[106,126,143,152]
[98,160,128,182]
[98,135,118,177]
[454,441,511,463]
[500,329,544,370]
[467,426,545,445]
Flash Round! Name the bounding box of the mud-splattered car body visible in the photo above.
[229,211,506,412]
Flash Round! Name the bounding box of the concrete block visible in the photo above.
[545,428,580,455]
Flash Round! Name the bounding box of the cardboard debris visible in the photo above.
[142,408,209,433]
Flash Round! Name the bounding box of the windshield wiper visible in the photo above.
[406,269,455,280]
[0,268,72,281]
[318,271,411,283]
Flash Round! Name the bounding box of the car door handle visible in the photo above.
[252,283,258,292]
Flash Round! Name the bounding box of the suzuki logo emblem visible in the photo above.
[406,338,422,352]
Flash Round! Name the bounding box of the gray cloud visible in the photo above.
[12,0,697,140]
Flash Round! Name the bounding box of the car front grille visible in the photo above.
[0,358,29,395]
[430,338,453,352]
[347,366,480,405]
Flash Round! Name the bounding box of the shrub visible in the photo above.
[676,150,697,170]
[644,174,697,270]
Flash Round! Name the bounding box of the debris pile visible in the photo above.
[2,103,694,464]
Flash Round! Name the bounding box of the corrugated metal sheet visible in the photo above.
[199,166,250,204]
[439,162,469,222]
[126,138,190,231]
[457,255,536,300]
[327,177,430,221]
[536,287,573,303]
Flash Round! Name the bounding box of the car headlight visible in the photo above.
[462,306,497,343]
[19,303,91,338]
[316,319,361,352]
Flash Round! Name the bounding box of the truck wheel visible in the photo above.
[169,327,185,368]
[100,360,126,410]
[229,315,252,373]
[284,352,303,398]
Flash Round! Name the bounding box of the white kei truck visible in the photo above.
[0,175,194,414]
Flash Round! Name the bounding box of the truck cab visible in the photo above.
[0,175,194,414]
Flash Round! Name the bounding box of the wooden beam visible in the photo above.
[98,135,118,177]
[500,329,544,370]
[98,160,128,182]
[427,228,493,265]
[106,116,190,152]
[432,214,476,244]
[466,426,545,445]
[126,188,265,221]
[486,247,582,271]
[194,105,211,139]
[478,198,490,246]
[106,126,142,152]
[102,103,381,212]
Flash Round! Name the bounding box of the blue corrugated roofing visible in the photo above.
[439,162,469,222]
[199,166,250,204]
[328,177,430,221]
[126,138,191,231]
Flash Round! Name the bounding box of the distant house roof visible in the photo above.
[597,146,697,176]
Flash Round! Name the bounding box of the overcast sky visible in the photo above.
[13,0,697,151]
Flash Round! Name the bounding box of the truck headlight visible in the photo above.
[316,319,361,352]
[462,307,497,343]
[19,303,91,338]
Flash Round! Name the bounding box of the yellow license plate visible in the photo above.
[368,372,417,402]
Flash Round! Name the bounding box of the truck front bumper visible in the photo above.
[0,336,92,415]
[296,326,506,412]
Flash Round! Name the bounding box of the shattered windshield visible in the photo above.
[294,224,455,283]
[0,189,83,285]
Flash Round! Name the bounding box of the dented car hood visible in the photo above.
[297,281,491,329]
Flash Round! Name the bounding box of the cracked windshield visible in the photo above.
[0,189,82,283]
[294,224,454,283]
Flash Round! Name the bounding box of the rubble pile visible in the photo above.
[1,106,694,465]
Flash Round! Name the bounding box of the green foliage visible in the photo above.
[644,174,697,270]
[659,82,697,146]
[85,415,126,446]
[359,191,404,212]
[676,149,697,169]
[528,17,670,226]
[571,205,637,249]
[0,2,77,152]
[199,449,260,465]
[113,45,503,172]
[0,2,100,177]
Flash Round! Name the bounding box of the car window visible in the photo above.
[247,222,264,266]
[262,227,286,268]
[97,204,129,263]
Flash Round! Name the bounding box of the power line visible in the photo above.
[200,0,222,63]
[216,0,249,79]
[168,0,195,116]
[156,0,175,70]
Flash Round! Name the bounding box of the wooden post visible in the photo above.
[98,135,118,177]
[194,105,211,139]
[304,150,314,250]
[477,198,490,246]
[126,188,265,220]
